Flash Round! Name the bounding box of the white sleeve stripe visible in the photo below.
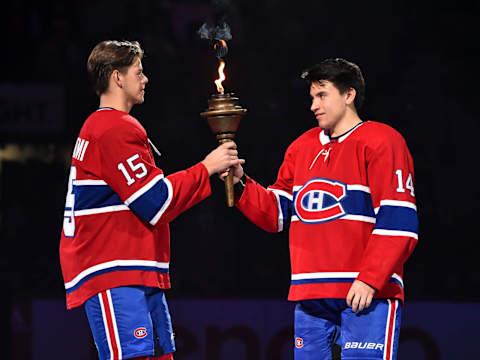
[373,229,418,239]
[377,199,417,211]
[149,177,173,226]
[73,179,108,186]
[267,187,293,201]
[125,174,165,205]
[346,184,371,193]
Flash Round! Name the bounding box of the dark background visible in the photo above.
[1,0,479,343]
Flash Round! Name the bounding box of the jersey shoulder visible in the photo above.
[358,121,408,149]
[82,110,146,140]
[287,127,322,153]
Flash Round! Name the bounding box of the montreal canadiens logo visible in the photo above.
[294,178,347,223]
[295,337,304,348]
[134,327,148,339]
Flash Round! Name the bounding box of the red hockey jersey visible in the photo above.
[236,121,418,302]
[59,108,211,309]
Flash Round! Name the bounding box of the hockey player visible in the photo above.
[59,40,244,360]
[222,58,418,360]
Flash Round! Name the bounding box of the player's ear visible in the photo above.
[345,87,356,105]
[112,69,123,89]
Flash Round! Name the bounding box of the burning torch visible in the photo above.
[200,38,247,207]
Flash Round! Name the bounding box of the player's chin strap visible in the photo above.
[148,138,162,157]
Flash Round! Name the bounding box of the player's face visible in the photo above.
[122,57,148,105]
[310,81,348,131]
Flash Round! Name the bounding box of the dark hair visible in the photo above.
[301,58,365,110]
[87,40,144,96]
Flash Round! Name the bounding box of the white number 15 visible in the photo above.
[117,154,147,186]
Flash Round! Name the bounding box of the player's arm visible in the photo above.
[99,123,241,225]
[225,146,295,233]
[356,132,418,293]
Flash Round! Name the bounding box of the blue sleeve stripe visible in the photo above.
[268,188,292,232]
[125,174,165,205]
[128,177,172,224]
[374,205,418,233]
[149,178,173,225]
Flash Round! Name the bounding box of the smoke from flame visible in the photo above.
[215,60,226,94]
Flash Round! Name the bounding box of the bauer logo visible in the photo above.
[295,337,304,348]
[344,342,384,351]
[134,327,148,339]
[294,178,347,223]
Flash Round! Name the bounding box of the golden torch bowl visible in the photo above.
[201,93,247,207]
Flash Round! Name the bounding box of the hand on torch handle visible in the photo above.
[218,139,234,207]
[218,139,244,206]
[202,140,244,207]
[219,158,244,184]
[201,141,244,173]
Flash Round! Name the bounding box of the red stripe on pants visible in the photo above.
[385,300,397,360]
[101,291,120,360]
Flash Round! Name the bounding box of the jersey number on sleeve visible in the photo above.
[117,154,148,186]
[63,166,76,237]
[395,169,415,197]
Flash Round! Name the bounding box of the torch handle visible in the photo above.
[218,137,235,207]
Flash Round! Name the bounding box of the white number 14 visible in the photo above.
[395,169,415,197]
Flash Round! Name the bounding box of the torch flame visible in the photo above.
[214,60,226,94]
[214,40,227,51]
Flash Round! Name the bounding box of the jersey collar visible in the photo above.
[319,121,365,145]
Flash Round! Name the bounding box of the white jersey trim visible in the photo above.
[374,199,417,214]
[391,273,404,288]
[292,271,360,280]
[346,184,371,193]
[70,205,129,216]
[267,187,293,201]
[73,179,108,186]
[292,271,404,287]
[294,183,370,193]
[271,191,284,232]
[372,229,418,240]
[341,214,376,223]
[65,260,170,290]
[291,214,375,224]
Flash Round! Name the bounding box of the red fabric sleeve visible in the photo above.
[97,120,211,225]
[357,130,418,291]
